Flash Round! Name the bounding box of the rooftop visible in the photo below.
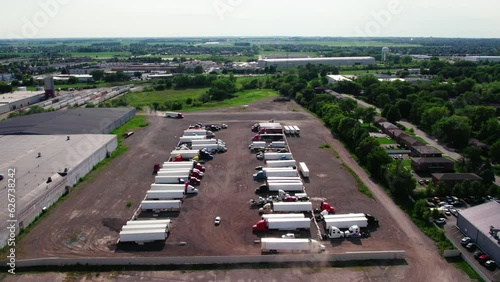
[0,108,135,135]
[0,91,45,103]
[326,75,352,82]
[459,201,500,245]
[411,157,455,164]
[0,134,116,226]
[259,57,375,63]
[412,146,442,155]
[432,173,482,181]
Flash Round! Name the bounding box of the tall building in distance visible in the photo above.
[382,47,390,62]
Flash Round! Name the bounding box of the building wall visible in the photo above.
[7,93,46,110]
[0,136,118,248]
[0,103,9,114]
[258,58,376,68]
[457,214,500,263]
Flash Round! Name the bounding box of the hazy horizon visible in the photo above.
[1,0,500,39]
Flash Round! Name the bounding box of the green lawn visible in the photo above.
[414,136,429,145]
[124,87,279,111]
[375,137,397,144]
[125,88,209,108]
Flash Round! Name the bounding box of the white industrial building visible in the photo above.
[327,75,352,84]
[53,74,93,82]
[457,201,500,264]
[258,57,376,68]
[464,56,500,63]
[0,108,135,248]
[0,91,46,113]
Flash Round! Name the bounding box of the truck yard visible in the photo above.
[9,98,470,281]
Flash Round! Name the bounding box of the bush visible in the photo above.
[186,98,193,105]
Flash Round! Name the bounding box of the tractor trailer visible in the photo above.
[149,183,198,194]
[253,218,311,231]
[140,200,182,211]
[298,162,310,178]
[324,217,368,230]
[260,238,325,254]
[322,213,378,226]
[126,219,171,226]
[259,202,312,214]
[264,152,293,160]
[119,229,167,243]
[261,214,305,220]
[266,176,302,182]
[266,160,297,167]
[191,143,227,153]
[179,135,206,143]
[253,169,298,180]
[146,190,185,200]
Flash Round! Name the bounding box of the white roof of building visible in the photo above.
[0,134,116,225]
[459,201,500,244]
[327,75,352,82]
[0,91,45,103]
[260,57,375,63]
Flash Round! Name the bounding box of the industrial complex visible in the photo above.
[257,57,376,68]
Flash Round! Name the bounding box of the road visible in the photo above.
[339,93,500,187]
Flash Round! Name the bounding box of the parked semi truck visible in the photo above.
[140,200,182,211]
[266,176,302,182]
[261,214,305,220]
[260,238,325,254]
[157,169,204,178]
[162,161,205,171]
[121,224,169,232]
[252,217,311,231]
[252,134,285,142]
[263,152,293,160]
[155,175,201,185]
[165,112,184,119]
[125,219,171,226]
[191,139,225,146]
[255,182,304,193]
[324,225,368,239]
[253,169,298,180]
[321,213,378,226]
[146,190,185,200]
[269,141,286,148]
[119,229,167,243]
[251,122,283,133]
[259,202,313,214]
[298,162,309,178]
[265,160,297,167]
[324,217,368,230]
[150,183,198,194]
[292,126,300,135]
[170,150,213,160]
[249,141,267,149]
[179,135,206,143]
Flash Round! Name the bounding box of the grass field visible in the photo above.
[125,87,278,112]
[376,137,397,144]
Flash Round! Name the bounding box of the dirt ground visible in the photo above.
[14,98,470,281]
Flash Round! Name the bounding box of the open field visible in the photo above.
[126,88,279,112]
[376,137,397,145]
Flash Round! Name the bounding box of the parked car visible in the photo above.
[474,250,484,259]
[484,260,497,270]
[214,216,221,226]
[478,254,490,264]
[461,237,471,246]
[466,242,477,251]
[434,218,446,225]
[444,210,451,216]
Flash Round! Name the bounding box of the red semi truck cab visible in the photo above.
[252,220,268,231]
[320,201,336,213]
[251,134,261,141]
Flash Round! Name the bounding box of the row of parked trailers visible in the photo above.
[42,86,131,110]
[120,124,223,243]
[283,125,300,135]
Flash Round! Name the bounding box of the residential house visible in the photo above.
[411,146,442,158]
[411,157,454,173]
[432,173,482,189]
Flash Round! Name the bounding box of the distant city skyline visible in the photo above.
[1,0,499,39]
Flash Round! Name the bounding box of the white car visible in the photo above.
[214,216,221,225]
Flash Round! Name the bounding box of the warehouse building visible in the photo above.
[464,56,500,63]
[327,75,352,85]
[457,201,500,263]
[0,108,135,248]
[0,91,46,113]
[258,57,376,68]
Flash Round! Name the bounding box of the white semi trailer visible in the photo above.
[324,217,368,229]
[255,182,304,193]
[264,153,293,160]
[261,214,305,220]
[170,150,200,159]
[146,190,185,200]
[119,229,167,243]
[298,162,310,178]
[140,200,182,211]
[265,160,297,167]
[252,218,311,231]
[126,219,172,226]
[149,184,198,194]
[260,238,325,254]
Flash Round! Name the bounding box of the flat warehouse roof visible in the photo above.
[0,108,135,135]
[0,91,45,103]
[459,201,500,243]
[260,57,375,63]
[0,134,116,226]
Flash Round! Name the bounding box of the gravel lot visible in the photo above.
[14,98,470,281]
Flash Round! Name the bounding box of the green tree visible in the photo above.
[193,65,204,74]
[432,115,471,148]
[366,148,392,179]
[90,70,105,81]
[208,78,236,101]
[67,76,79,84]
[385,161,416,198]
[0,82,13,94]
[420,106,449,130]
[386,105,401,123]
[490,141,500,164]
[134,72,142,78]
[396,99,412,119]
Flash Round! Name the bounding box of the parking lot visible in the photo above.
[13,99,471,281]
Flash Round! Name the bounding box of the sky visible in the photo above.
[1,0,499,39]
